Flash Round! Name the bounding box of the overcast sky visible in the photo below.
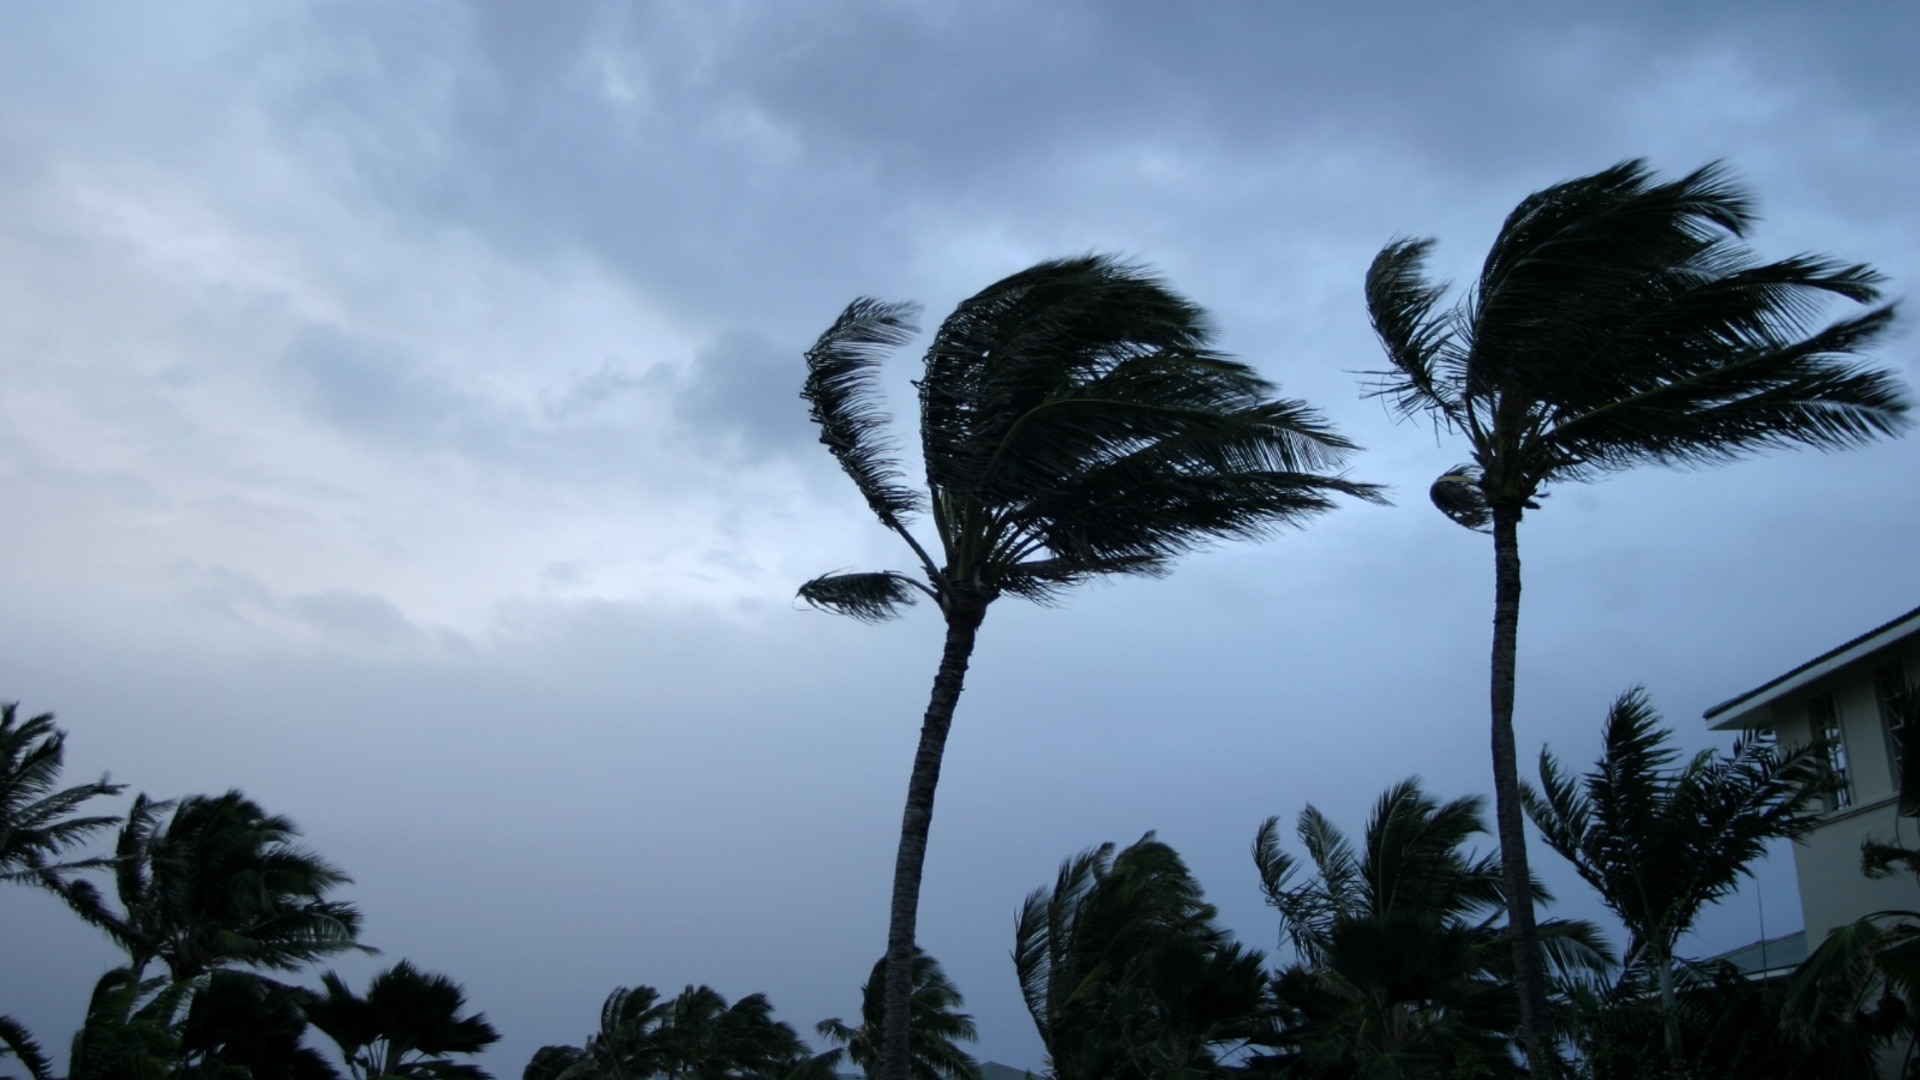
[3,2,1917,1073]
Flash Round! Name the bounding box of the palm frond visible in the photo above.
[1363,238,1467,426]
[803,297,924,524]
[0,1015,54,1080]
[796,570,923,622]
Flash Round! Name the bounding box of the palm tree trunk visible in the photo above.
[1656,943,1683,1080]
[1490,506,1552,1076]
[881,597,986,1080]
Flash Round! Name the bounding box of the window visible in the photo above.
[1880,662,1913,792]
[1809,692,1852,811]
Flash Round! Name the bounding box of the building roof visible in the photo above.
[1704,602,1920,730]
[1707,929,1807,981]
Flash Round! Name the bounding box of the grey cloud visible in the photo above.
[283,589,422,644]
[282,322,476,444]
[670,330,816,459]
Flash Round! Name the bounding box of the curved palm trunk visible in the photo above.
[882,598,986,1080]
[1490,506,1552,1076]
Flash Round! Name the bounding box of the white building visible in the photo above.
[1704,602,1920,944]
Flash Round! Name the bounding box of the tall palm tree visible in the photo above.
[0,702,123,886]
[816,949,982,1080]
[1363,158,1909,1070]
[1015,833,1270,1080]
[801,255,1377,1080]
[47,789,368,983]
[1524,688,1830,1078]
[303,961,499,1080]
[1254,780,1608,1078]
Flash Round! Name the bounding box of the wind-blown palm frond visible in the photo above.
[796,571,925,623]
[0,1015,55,1080]
[0,703,124,885]
[1367,158,1908,515]
[803,299,924,526]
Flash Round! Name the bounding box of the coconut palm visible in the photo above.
[1016,833,1270,1080]
[801,255,1377,1080]
[1524,687,1827,1077]
[654,986,809,1080]
[527,983,810,1080]
[0,702,123,886]
[525,984,670,1080]
[1363,158,1909,1070]
[1254,780,1608,1078]
[174,970,342,1080]
[816,949,981,1080]
[303,960,499,1079]
[47,789,367,983]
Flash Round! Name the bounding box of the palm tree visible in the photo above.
[1016,833,1270,1079]
[0,702,124,886]
[175,970,342,1080]
[47,789,368,983]
[816,949,982,1080]
[303,960,499,1079]
[1363,158,1909,1070]
[527,984,810,1080]
[525,984,671,1080]
[655,986,809,1080]
[801,255,1377,1080]
[1523,687,1827,1077]
[1254,780,1608,1078]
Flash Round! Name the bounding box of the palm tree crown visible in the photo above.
[1362,158,1909,1073]
[1524,687,1827,1076]
[51,789,367,982]
[1366,159,1906,526]
[0,702,123,885]
[304,960,500,1080]
[802,254,1377,1080]
[816,949,981,1080]
[1016,833,1269,1080]
[802,254,1376,621]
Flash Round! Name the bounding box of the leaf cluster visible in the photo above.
[1365,159,1909,525]
[801,255,1379,622]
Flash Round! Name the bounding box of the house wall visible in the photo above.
[1768,641,1920,944]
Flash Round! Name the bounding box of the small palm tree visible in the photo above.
[655,986,808,1080]
[816,949,982,1080]
[802,255,1377,1080]
[1016,833,1269,1080]
[0,702,123,886]
[1524,687,1827,1078]
[1255,780,1609,1078]
[48,789,368,983]
[1364,158,1910,1070]
[303,960,499,1079]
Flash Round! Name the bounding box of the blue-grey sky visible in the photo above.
[2,2,1917,1073]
